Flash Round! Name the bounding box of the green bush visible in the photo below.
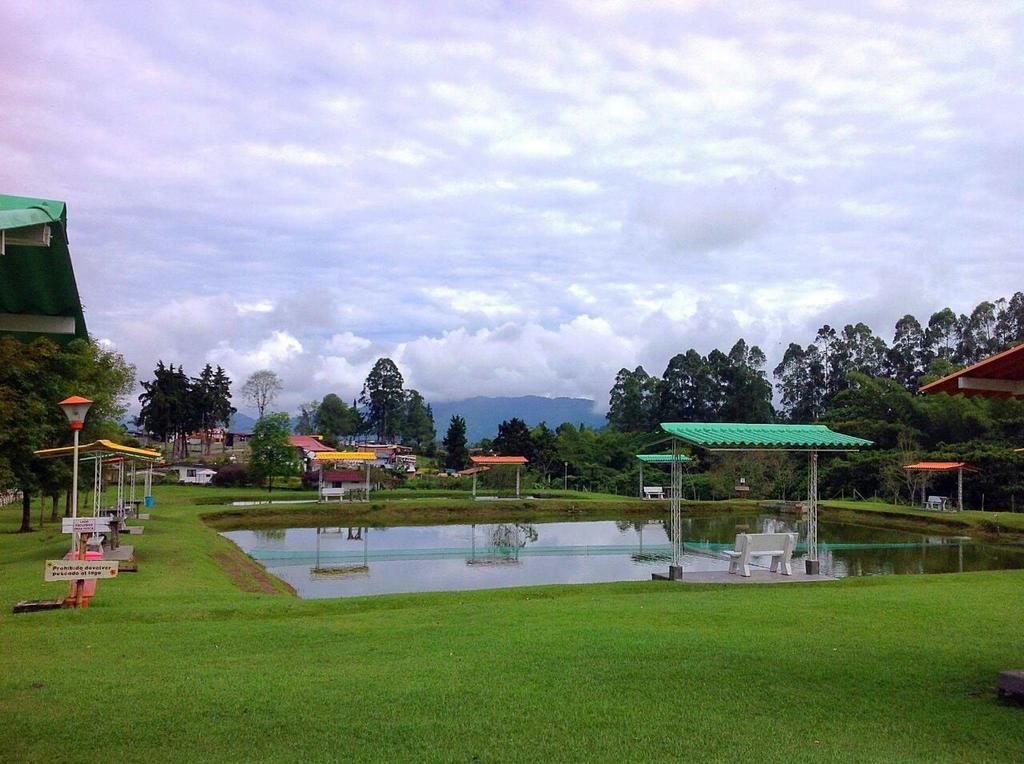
[212,464,248,488]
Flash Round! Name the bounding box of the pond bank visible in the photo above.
[202,495,1024,545]
[203,497,715,530]
[821,501,1024,543]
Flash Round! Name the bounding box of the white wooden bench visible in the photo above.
[723,532,796,577]
[642,486,664,500]
[924,495,949,511]
[321,487,345,502]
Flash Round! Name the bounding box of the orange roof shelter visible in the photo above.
[903,462,978,511]
[920,343,1024,398]
[468,456,528,498]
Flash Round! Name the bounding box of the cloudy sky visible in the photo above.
[2,1,1022,414]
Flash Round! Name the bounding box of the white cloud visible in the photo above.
[3,1,1021,412]
[209,331,305,380]
[324,331,373,355]
[423,287,521,318]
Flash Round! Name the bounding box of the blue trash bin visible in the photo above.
[144,495,154,508]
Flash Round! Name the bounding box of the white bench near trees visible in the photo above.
[642,486,664,500]
[924,495,950,511]
[723,532,797,577]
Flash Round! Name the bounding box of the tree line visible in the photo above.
[606,292,1024,430]
[292,358,436,449]
[137,362,235,458]
[0,337,135,532]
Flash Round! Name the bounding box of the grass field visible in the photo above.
[1,487,1023,762]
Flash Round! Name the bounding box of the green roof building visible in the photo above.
[0,194,88,343]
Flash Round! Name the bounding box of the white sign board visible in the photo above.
[62,517,111,534]
[44,559,119,581]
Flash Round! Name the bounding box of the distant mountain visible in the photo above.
[228,411,257,434]
[430,396,606,444]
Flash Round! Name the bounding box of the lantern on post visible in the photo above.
[58,396,92,552]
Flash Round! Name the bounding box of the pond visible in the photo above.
[222,513,1024,599]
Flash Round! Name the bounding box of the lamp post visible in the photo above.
[58,395,93,553]
[563,461,568,491]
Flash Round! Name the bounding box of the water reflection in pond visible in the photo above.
[224,514,1024,599]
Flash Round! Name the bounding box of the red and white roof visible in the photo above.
[287,435,332,452]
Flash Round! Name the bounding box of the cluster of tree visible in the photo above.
[137,362,235,457]
[607,339,773,431]
[294,394,361,445]
[774,293,1024,421]
[293,358,436,449]
[439,413,640,491]
[247,412,298,491]
[358,358,436,447]
[0,337,135,532]
[606,292,1024,430]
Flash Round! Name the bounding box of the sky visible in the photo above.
[2,1,1022,414]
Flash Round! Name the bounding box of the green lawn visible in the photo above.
[1,488,1022,762]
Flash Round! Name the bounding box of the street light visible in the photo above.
[58,395,92,553]
[563,461,568,491]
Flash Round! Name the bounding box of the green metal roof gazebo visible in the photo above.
[655,422,872,578]
[635,452,690,499]
[0,194,88,343]
[659,423,872,450]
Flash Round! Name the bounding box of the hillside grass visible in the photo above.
[1,487,1023,762]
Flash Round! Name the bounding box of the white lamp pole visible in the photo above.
[58,395,93,553]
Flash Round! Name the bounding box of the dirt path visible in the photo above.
[213,549,287,594]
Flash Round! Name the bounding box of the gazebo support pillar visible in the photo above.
[472,472,477,498]
[639,462,643,499]
[669,438,683,579]
[806,450,819,575]
[515,467,520,498]
[958,467,963,510]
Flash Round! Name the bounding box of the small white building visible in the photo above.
[171,465,217,485]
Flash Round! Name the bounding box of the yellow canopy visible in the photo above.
[35,438,162,461]
[312,451,375,462]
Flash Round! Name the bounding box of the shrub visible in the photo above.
[212,463,249,488]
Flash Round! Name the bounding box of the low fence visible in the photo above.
[0,489,23,507]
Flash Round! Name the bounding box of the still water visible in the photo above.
[222,514,1024,599]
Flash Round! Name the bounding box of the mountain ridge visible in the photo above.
[430,395,606,444]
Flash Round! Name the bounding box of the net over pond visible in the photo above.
[222,514,1024,599]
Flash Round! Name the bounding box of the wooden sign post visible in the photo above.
[46,534,118,607]
[44,558,119,581]
[61,517,111,535]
